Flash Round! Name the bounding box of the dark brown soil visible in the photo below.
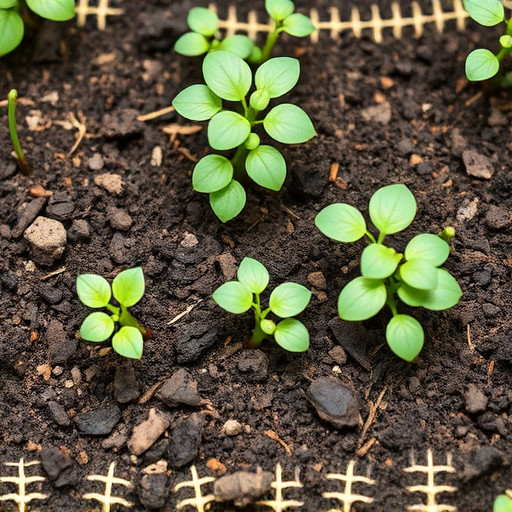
[0,1,511,510]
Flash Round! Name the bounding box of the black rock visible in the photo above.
[38,285,63,305]
[67,220,91,244]
[41,445,72,480]
[174,320,218,365]
[237,350,269,382]
[114,362,140,404]
[46,192,75,221]
[0,162,17,181]
[156,368,202,408]
[75,404,122,435]
[11,197,47,238]
[462,446,505,482]
[109,233,136,265]
[143,438,169,466]
[168,413,204,468]
[1,271,18,292]
[138,467,169,510]
[47,401,71,427]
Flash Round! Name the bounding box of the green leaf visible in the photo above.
[264,104,316,144]
[463,0,504,26]
[237,257,269,295]
[338,277,386,321]
[282,13,316,37]
[208,111,251,150]
[255,57,300,98]
[246,145,286,191]
[315,203,366,242]
[212,281,253,313]
[494,494,512,512]
[361,244,401,279]
[261,319,276,335]
[209,180,246,222]
[193,155,233,193]
[274,318,309,352]
[465,49,500,81]
[80,312,115,342]
[112,326,143,359]
[219,34,254,59]
[0,9,23,57]
[76,274,111,308]
[269,282,311,318]
[27,0,75,21]
[500,35,512,48]
[0,0,17,8]
[245,133,260,150]
[187,7,218,36]
[250,89,270,111]
[386,315,424,362]
[405,233,449,267]
[400,259,438,290]
[368,184,417,235]
[203,50,252,101]
[172,84,221,121]
[174,32,210,56]
[265,0,295,21]
[112,267,145,307]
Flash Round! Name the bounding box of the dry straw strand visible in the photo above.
[254,463,304,511]
[75,0,124,30]
[174,465,215,512]
[82,461,133,512]
[0,459,47,512]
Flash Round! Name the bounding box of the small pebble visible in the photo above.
[223,419,243,436]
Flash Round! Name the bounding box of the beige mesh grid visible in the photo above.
[75,0,124,30]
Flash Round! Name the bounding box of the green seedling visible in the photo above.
[7,89,31,175]
[0,0,75,57]
[174,0,315,63]
[172,50,315,222]
[494,491,512,512]
[464,0,512,83]
[76,267,147,359]
[213,257,312,351]
[315,184,462,362]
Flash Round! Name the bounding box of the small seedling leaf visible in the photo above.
[405,233,449,266]
[264,104,316,144]
[265,0,295,21]
[187,7,219,36]
[250,89,270,111]
[463,0,504,26]
[112,326,143,359]
[261,319,276,335]
[269,282,311,318]
[193,155,233,193]
[0,9,23,57]
[203,51,252,101]
[219,34,254,59]
[338,277,386,321]
[500,35,512,48]
[27,0,75,21]
[245,132,261,150]
[212,281,253,313]
[274,318,310,352]
[80,312,115,342]
[255,57,300,98]
[386,314,424,362]
[237,257,269,294]
[246,145,287,191]
[466,48,500,81]
[361,244,401,279]
[283,13,316,37]
[208,110,251,150]
[400,259,438,290]
[315,203,366,242]
[210,180,247,222]
[493,494,512,512]
[172,84,222,121]
[174,32,210,56]
[112,267,145,307]
[77,274,111,308]
[368,184,416,235]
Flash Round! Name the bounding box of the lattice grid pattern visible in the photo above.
[75,0,124,30]
[254,463,304,511]
[174,465,215,512]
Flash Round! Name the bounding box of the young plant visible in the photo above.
[315,184,462,362]
[212,257,311,351]
[0,0,75,57]
[464,0,512,83]
[172,50,315,222]
[7,89,31,175]
[174,0,315,63]
[76,267,147,359]
[494,491,512,512]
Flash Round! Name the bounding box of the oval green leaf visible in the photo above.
[361,244,402,279]
[261,319,277,335]
[174,32,210,56]
[112,267,145,307]
[0,9,23,57]
[264,104,316,144]
[212,281,253,314]
[405,233,450,267]
[274,318,309,352]
[465,48,500,81]
[0,0,17,8]
[338,277,386,321]
[265,0,295,21]
[494,494,512,512]
[76,274,111,308]
[112,326,143,359]
[386,314,424,362]
[269,282,311,318]
[463,0,504,26]
[250,89,270,111]
[237,257,269,295]
[187,6,218,36]
[172,84,222,121]
[80,312,115,342]
[208,110,251,150]
[193,155,233,193]
[282,12,316,37]
[27,0,75,21]
[209,180,247,222]
[246,145,286,191]
[369,184,417,235]
[400,259,438,290]
[315,203,366,242]
[203,50,252,101]
[500,35,512,48]
[219,34,254,59]
[255,57,300,98]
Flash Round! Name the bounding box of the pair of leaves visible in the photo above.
[258,317,309,351]
[265,0,316,36]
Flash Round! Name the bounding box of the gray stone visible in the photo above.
[216,252,238,280]
[156,368,202,408]
[306,377,359,428]
[237,350,269,382]
[485,205,510,230]
[109,233,135,265]
[0,161,17,180]
[465,385,488,415]
[138,461,169,509]
[102,109,145,139]
[214,469,273,507]
[108,207,133,231]
[38,285,62,305]
[128,408,170,456]
[483,303,501,318]
[47,319,77,364]
[462,446,505,482]
[67,219,90,244]
[46,192,75,221]
[11,197,47,238]
[88,153,104,170]
[223,419,243,436]
[1,271,18,292]
[174,320,218,365]
[168,413,204,468]
[114,362,140,404]
[75,404,121,435]
[462,150,494,179]
[361,101,391,125]
[41,445,72,480]
[396,138,415,156]
[24,216,67,266]
[94,173,124,195]
[48,401,71,427]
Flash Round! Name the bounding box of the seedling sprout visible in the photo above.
[7,89,31,175]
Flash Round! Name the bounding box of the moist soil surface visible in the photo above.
[0,1,511,510]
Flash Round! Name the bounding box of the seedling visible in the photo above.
[0,0,75,57]
[7,89,31,175]
[174,0,315,63]
[494,491,512,512]
[315,184,462,362]
[464,0,512,83]
[212,257,311,351]
[76,267,147,359]
[172,50,315,222]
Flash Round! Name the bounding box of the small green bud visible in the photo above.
[261,319,276,335]
[250,89,270,111]
[245,133,260,150]
[500,34,512,48]
[438,226,455,242]
[111,314,119,323]
[210,39,221,50]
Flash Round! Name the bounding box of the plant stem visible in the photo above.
[385,278,399,316]
[249,293,267,348]
[260,24,282,62]
[7,89,31,175]
[119,305,147,336]
[231,145,249,182]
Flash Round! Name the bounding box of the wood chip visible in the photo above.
[329,162,340,182]
[264,430,292,456]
